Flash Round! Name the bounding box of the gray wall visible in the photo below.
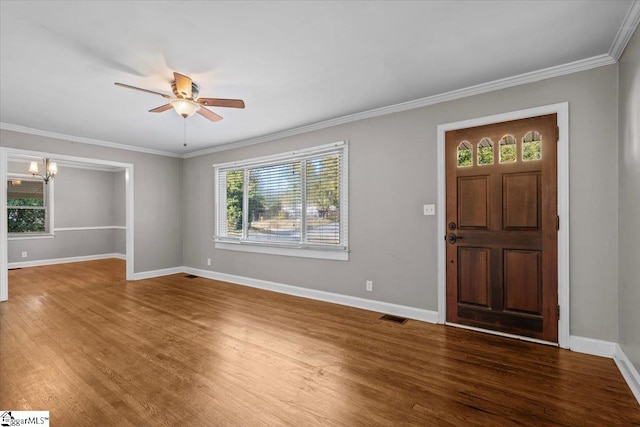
[1,131,183,272]
[183,65,620,342]
[9,229,117,262]
[618,27,640,373]
[1,50,630,350]
[7,163,124,263]
[54,166,116,227]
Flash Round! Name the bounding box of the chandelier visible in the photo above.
[29,158,57,184]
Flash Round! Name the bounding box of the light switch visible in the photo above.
[423,204,435,216]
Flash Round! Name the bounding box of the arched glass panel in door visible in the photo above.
[523,131,542,161]
[457,141,472,167]
[499,135,516,163]
[477,137,494,165]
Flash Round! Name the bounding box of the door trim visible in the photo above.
[436,102,569,348]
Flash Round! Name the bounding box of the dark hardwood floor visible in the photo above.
[1,259,638,426]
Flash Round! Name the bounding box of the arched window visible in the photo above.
[523,131,542,161]
[457,141,472,167]
[499,135,516,163]
[477,137,494,165]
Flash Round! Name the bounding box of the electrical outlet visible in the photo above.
[21,251,27,258]
[423,204,436,216]
[207,258,211,266]
[365,280,373,292]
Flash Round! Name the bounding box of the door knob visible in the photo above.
[447,233,463,244]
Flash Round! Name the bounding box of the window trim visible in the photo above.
[7,173,54,239]
[213,141,349,261]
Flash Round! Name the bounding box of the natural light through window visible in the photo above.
[7,175,53,237]
[214,142,348,260]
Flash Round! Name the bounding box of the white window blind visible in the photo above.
[215,142,348,256]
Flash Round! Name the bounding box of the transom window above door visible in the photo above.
[457,132,543,167]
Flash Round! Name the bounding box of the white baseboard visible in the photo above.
[19,259,634,404]
[185,269,636,404]
[569,335,640,405]
[130,266,184,280]
[615,345,640,405]
[569,335,618,358]
[183,267,439,324]
[8,253,125,269]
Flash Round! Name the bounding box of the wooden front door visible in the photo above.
[445,114,558,342]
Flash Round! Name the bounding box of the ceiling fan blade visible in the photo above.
[149,104,173,113]
[114,82,171,98]
[198,98,245,109]
[174,72,193,99]
[197,107,223,122]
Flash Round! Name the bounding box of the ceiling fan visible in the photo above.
[115,72,245,122]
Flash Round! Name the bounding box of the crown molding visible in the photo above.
[4,3,637,163]
[610,0,640,60]
[0,122,182,159]
[184,53,615,158]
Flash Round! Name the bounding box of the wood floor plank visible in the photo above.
[1,259,638,426]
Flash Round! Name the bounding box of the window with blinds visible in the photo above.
[214,142,348,258]
[7,176,52,235]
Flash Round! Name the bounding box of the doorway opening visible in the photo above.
[0,147,134,301]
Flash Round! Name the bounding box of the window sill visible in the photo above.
[8,233,55,241]
[214,241,349,261]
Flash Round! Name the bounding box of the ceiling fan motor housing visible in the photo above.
[171,80,200,99]
[114,71,243,125]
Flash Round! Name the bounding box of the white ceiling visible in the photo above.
[0,1,637,156]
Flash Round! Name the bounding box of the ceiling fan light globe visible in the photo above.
[170,98,201,118]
